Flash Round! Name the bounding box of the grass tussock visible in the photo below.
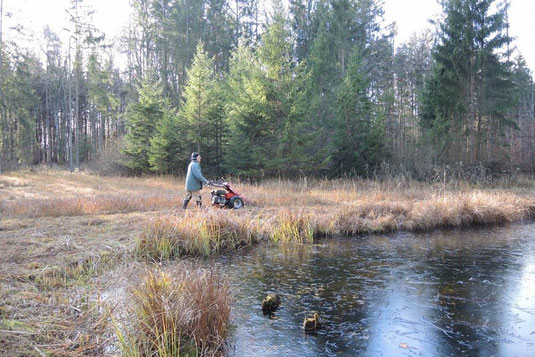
[404,191,530,231]
[135,191,535,259]
[116,268,230,357]
[270,210,314,243]
[136,211,261,259]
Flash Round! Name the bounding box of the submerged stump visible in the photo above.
[303,312,321,332]
[261,294,281,314]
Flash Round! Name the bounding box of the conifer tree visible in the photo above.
[301,9,338,172]
[88,52,117,155]
[421,0,514,164]
[123,74,164,173]
[333,49,385,175]
[223,44,267,176]
[180,41,223,174]
[148,109,185,174]
[224,1,312,177]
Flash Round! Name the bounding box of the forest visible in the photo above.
[0,0,533,179]
[3,1,535,355]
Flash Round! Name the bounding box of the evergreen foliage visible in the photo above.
[421,0,515,164]
[222,44,267,176]
[148,109,184,174]
[1,0,534,176]
[123,75,165,173]
[180,42,224,175]
[333,49,386,175]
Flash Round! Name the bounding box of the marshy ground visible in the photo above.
[1,168,535,355]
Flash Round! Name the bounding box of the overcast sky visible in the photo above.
[4,0,535,72]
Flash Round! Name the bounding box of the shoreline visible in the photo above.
[2,169,535,355]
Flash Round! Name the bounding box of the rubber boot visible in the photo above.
[196,201,202,209]
[182,199,190,209]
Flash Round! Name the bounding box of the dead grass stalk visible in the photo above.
[115,267,230,356]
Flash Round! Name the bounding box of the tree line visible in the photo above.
[0,0,533,178]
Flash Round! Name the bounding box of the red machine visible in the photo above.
[209,178,245,209]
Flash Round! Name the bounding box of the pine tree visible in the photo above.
[148,109,185,174]
[332,49,385,175]
[123,74,164,173]
[180,41,223,173]
[421,0,514,164]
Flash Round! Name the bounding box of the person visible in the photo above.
[183,152,210,209]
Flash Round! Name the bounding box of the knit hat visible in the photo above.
[191,152,200,160]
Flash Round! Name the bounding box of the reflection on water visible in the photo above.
[215,223,535,356]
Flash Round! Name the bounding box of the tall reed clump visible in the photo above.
[269,210,314,243]
[136,211,261,260]
[329,201,408,235]
[115,268,231,356]
[404,191,533,231]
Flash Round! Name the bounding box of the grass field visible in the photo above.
[1,168,535,355]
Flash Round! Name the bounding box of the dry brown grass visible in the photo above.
[135,190,535,259]
[136,211,261,259]
[0,169,183,217]
[2,193,181,217]
[115,267,230,356]
[2,168,535,355]
[0,212,140,356]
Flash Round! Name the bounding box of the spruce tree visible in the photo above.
[123,74,164,173]
[303,10,339,172]
[332,49,385,175]
[257,0,295,175]
[422,0,514,164]
[148,109,185,174]
[180,41,223,174]
[223,44,268,176]
[224,1,312,177]
[181,42,214,154]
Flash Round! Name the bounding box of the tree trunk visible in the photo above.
[0,0,3,173]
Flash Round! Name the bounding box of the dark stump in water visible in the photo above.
[303,312,321,332]
[261,294,281,314]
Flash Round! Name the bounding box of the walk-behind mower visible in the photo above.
[209,178,245,209]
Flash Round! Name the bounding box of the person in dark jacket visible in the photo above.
[183,152,210,209]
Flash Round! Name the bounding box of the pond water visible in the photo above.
[215,223,535,356]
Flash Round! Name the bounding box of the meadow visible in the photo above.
[1,168,535,355]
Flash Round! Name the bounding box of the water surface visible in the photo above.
[216,223,535,356]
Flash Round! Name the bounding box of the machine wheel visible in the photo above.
[229,197,244,209]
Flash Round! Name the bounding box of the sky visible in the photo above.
[382,0,535,70]
[3,0,535,72]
